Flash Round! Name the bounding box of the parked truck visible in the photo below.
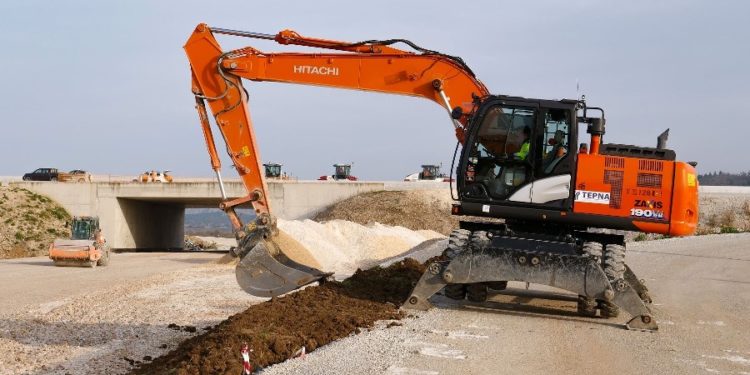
[22,168,91,182]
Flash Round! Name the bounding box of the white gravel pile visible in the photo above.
[278,219,444,277]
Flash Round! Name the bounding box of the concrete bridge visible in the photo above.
[10,181,383,249]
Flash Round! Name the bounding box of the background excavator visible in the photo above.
[184,24,699,331]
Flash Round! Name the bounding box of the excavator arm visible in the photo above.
[184,23,488,297]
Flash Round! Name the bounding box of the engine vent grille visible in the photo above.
[637,173,663,188]
[605,157,625,169]
[604,169,624,209]
[639,159,664,172]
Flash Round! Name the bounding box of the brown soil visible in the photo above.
[313,190,458,235]
[0,185,70,259]
[130,259,426,375]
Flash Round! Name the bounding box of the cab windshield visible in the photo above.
[72,220,92,240]
[265,165,281,177]
[463,105,536,200]
[475,106,534,158]
[335,165,350,176]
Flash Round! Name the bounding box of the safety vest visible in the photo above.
[516,141,530,160]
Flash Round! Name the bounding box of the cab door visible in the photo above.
[459,99,539,202]
[505,106,576,206]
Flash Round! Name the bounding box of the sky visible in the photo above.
[0,0,747,180]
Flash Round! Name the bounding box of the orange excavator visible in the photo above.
[184,24,698,331]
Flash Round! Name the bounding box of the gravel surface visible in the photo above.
[698,193,750,232]
[0,224,446,374]
[261,233,750,375]
[0,252,224,314]
[0,256,261,374]
[2,190,749,374]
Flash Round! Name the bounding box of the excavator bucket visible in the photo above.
[235,231,331,298]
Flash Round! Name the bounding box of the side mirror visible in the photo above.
[451,106,463,120]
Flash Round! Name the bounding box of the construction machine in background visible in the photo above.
[263,163,289,180]
[318,164,357,181]
[135,170,174,183]
[49,216,110,267]
[184,24,699,331]
[404,164,451,182]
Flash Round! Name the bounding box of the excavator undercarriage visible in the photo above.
[405,224,657,330]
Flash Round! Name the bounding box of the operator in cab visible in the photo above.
[515,126,531,160]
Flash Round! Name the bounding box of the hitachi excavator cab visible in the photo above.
[458,96,578,212]
[452,95,695,236]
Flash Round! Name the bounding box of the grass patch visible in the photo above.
[633,233,648,242]
[22,212,38,224]
[49,206,70,221]
[720,226,741,234]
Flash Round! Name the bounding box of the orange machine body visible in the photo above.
[49,243,101,262]
[184,23,488,231]
[184,23,697,238]
[573,153,698,236]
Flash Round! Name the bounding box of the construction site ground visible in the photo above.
[0,233,748,374]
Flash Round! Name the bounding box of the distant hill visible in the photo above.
[698,171,750,186]
[0,186,70,258]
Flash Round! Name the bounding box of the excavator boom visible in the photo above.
[184,24,489,297]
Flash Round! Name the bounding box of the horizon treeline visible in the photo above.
[698,171,750,186]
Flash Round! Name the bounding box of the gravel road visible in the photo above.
[262,233,750,375]
[0,252,261,374]
[0,252,224,314]
[1,234,748,374]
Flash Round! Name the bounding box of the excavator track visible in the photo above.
[405,227,657,331]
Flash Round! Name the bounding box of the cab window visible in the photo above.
[540,108,571,176]
[463,105,536,200]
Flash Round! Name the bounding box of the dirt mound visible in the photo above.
[0,185,70,259]
[313,190,457,235]
[130,259,426,375]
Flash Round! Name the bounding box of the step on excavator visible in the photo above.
[184,24,699,331]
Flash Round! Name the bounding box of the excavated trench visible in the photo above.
[130,259,426,375]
